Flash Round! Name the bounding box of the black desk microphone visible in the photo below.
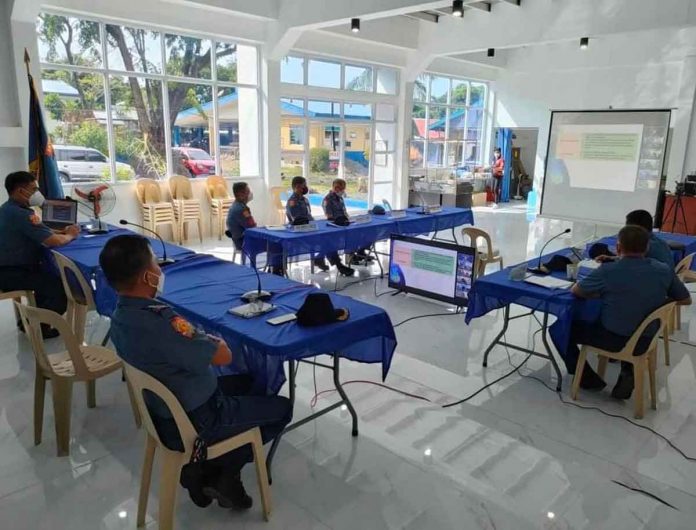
[119,219,176,266]
[528,228,572,275]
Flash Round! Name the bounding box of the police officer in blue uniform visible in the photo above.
[0,171,80,338]
[322,178,372,265]
[286,176,354,276]
[100,234,292,510]
[226,181,283,275]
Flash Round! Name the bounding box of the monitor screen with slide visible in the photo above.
[540,110,671,226]
[388,235,476,306]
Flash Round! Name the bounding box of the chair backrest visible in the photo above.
[136,179,164,205]
[52,251,96,311]
[206,175,230,200]
[461,227,494,256]
[169,175,194,200]
[122,362,198,454]
[622,302,677,356]
[14,303,89,378]
[675,253,694,279]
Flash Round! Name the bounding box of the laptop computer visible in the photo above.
[41,199,78,230]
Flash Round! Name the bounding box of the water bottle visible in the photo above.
[526,189,537,222]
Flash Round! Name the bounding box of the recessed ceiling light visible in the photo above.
[580,37,589,50]
[351,18,360,33]
[487,48,495,57]
[452,1,464,17]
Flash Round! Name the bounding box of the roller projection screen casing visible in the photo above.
[540,110,671,226]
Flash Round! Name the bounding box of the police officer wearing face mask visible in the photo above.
[102,234,292,510]
[322,178,372,266]
[0,171,80,337]
[286,176,354,276]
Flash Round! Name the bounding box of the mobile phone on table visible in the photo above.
[267,313,297,326]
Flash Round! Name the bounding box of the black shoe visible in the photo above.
[611,371,634,400]
[207,474,253,510]
[40,324,60,340]
[338,265,356,277]
[188,487,213,508]
[17,321,25,334]
[579,365,606,391]
[313,258,329,272]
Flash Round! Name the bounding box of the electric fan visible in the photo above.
[73,183,116,234]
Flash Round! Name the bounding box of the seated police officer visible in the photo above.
[100,235,292,510]
[322,178,372,265]
[286,176,354,276]
[566,225,691,399]
[0,171,80,338]
[226,182,283,275]
[626,209,674,268]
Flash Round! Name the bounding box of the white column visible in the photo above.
[259,54,282,223]
[395,78,414,209]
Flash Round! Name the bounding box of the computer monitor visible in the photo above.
[41,198,78,229]
[388,234,476,306]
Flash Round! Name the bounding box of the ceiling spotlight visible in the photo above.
[580,37,589,50]
[487,48,495,57]
[452,1,464,17]
[351,18,361,33]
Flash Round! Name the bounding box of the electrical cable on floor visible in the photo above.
[332,275,382,293]
[610,480,677,510]
[309,379,434,408]
[393,309,462,328]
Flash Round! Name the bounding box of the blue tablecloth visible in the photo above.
[46,227,196,317]
[48,228,397,394]
[465,249,600,359]
[243,207,475,262]
[588,232,696,268]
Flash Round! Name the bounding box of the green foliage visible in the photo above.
[44,93,64,120]
[101,165,134,182]
[68,121,108,154]
[310,147,330,173]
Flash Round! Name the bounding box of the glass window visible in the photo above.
[344,103,372,121]
[42,69,111,183]
[169,82,213,175]
[215,42,238,83]
[105,25,161,73]
[37,15,102,67]
[427,142,445,166]
[376,103,395,122]
[413,74,428,102]
[470,83,486,108]
[376,68,398,95]
[165,34,212,79]
[344,65,372,91]
[289,125,304,145]
[451,78,469,105]
[410,141,425,168]
[447,108,467,141]
[309,123,341,196]
[281,56,304,84]
[308,100,340,118]
[308,59,341,89]
[429,76,449,104]
[375,122,395,152]
[110,75,164,181]
[281,97,304,116]
[343,122,370,203]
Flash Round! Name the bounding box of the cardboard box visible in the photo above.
[471,192,487,207]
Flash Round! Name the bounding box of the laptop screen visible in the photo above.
[42,199,78,227]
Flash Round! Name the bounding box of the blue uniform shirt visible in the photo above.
[0,199,54,267]
[578,257,689,336]
[322,191,348,221]
[285,192,313,223]
[110,295,218,419]
[647,234,674,268]
[226,200,256,242]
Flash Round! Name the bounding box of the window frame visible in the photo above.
[37,10,262,184]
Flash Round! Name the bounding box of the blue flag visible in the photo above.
[26,53,64,199]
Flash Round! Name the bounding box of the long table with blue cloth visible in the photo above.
[587,231,696,269]
[243,206,475,269]
[465,248,601,391]
[46,225,397,472]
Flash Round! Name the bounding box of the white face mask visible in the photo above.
[28,190,45,207]
[247,191,254,202]
[145,271,165,296]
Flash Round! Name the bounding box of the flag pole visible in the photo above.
[24,48,45,185]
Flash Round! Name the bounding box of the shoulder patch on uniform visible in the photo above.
[242,209,251,218]
[29,214,41,225]
[171,316,195,338]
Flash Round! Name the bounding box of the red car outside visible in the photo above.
[173,147,216,177]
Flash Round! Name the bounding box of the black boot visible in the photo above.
[579,364,606,391]
[313,258,329,272]
[205,473,253,510]
[338,264,356,277]
[612,367,634,400]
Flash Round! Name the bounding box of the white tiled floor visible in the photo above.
[2,202,696,529]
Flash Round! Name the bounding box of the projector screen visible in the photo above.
[540,110,671,225]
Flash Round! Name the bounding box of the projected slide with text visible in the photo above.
[556,124,643,191]
[391,241,456,298]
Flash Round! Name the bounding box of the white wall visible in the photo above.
[494,28,696,191]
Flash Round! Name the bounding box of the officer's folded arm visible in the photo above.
[210,338,233,366]
[42,230,77,248]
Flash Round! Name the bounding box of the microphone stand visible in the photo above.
[527,229,572,275]
[119,219,176,266]
[240,248,272,302]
